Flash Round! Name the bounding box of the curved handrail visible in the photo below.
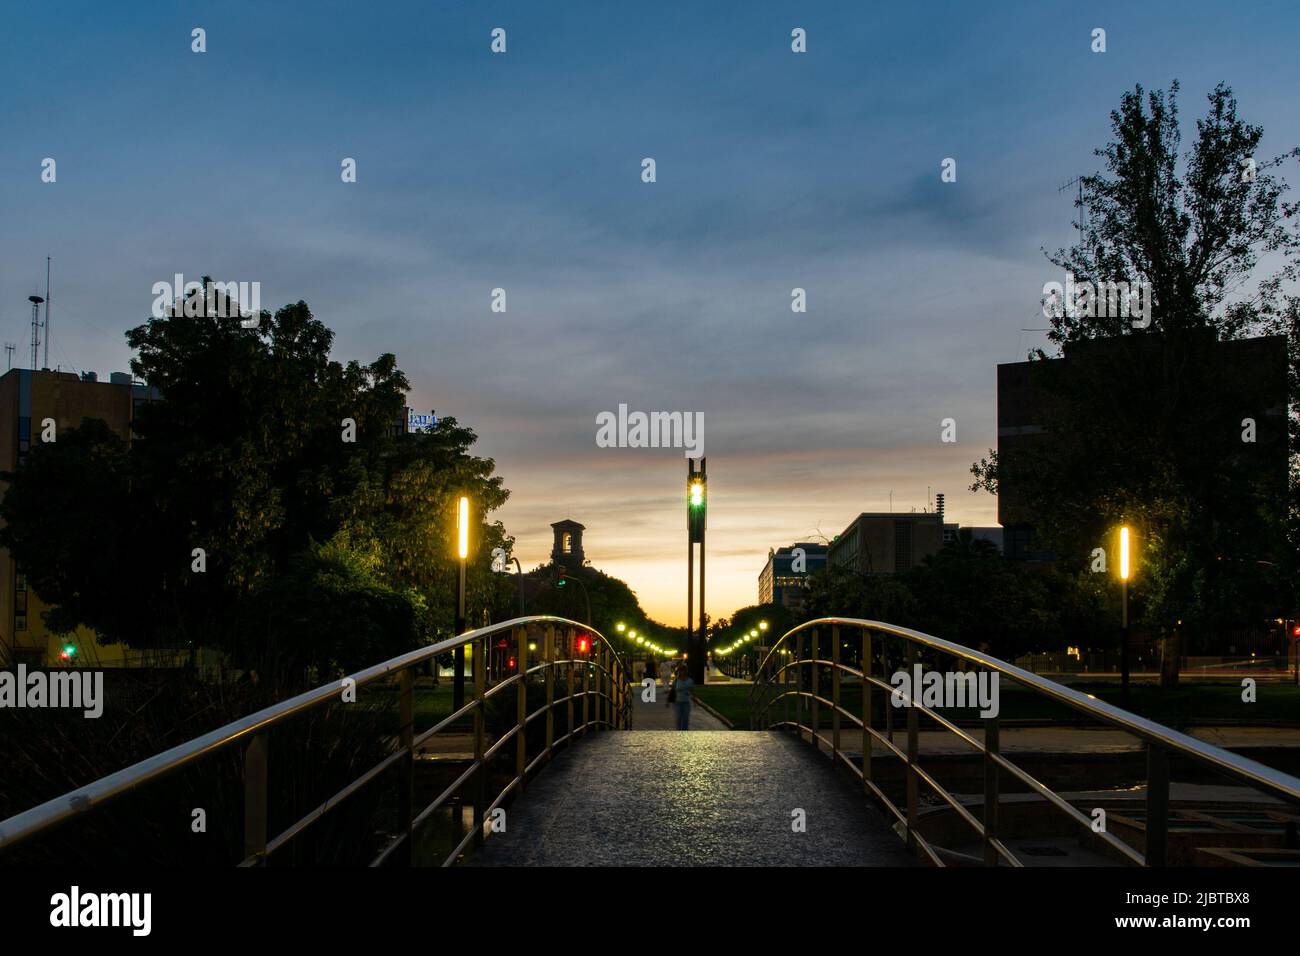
[750,617,1300,867]
[0,615,631,863]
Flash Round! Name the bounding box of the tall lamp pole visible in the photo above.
[454,496,470,711]
[1119,525,1131,707]
[555,572,592,625]
[510,556,524,616]
[686,458,707,684]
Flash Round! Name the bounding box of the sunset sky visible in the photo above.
[3,0,1297,624]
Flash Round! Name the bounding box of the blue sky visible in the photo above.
[2,0,1297,624]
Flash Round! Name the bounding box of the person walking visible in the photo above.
[645,655,658,685]
[669,663,694,730]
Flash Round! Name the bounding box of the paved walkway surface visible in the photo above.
[630,680,727,730]
[469,730,916,866]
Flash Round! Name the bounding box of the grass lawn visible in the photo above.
[695,680,1300,731]
[362,683,464,735]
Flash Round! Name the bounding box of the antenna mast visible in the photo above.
[28,295,44,370]
[1058,176,1086,240]
[43,257,51,370]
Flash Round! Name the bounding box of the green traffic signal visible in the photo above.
[687,476,706,541]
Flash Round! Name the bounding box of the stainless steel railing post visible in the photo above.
[831,625,842,761]
[545,625,555,757]
[790,634,800,738]
[598,643,606,728]
[983,706,999,866]
[862,627,872,792]
[582,644,590,733]
[473,635,486,847]
[1145,744,1170,866]
[515,626,527,791]
[810,629,820,751]
[398,668,414,865]
[905,641,919,849]
[566,628,576,739]
[243,733,268,865]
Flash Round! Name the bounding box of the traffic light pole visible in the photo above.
[687,516,693,673]
[686,458,707,685]
[699,491,706,684]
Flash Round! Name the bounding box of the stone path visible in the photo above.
[469,730,916,866]
[629,679,727,730]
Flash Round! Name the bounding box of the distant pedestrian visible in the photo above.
[669,663,694,730]
[645,656,658,683]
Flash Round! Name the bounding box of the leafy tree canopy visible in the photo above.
[0,295,513,679]
[969,83,1300,650]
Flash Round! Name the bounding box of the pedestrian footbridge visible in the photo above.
[2,616,1298,867]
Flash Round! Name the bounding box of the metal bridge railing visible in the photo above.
[0,615,630,866]
[750,617,1300,867]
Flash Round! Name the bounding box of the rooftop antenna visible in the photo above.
[28,295,44,370]
[1058,176,1086,241]
[4,343,14,371]
[43,257,51,371]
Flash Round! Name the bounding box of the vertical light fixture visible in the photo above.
[1118,525,1132,707]
[458,496,470,560]
[454,496,470,711]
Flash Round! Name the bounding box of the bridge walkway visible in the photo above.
[469,727,916,866]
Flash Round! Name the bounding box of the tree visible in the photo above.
[0,295,513,680]
[800,535,1114,666]
[971,82,1300,685]
[802,565,917,633]
[526,563,683,655]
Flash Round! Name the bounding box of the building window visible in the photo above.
[14,567,26,631]
[562,533,572,554]
[894,521,913,572]
[18,416,30,466]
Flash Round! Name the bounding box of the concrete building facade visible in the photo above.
[828,513,945,574]
[0,368,159,666]
[758,543,828,610]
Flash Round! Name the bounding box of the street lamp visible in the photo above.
[454,496,470,711]
[1118,525,1132,707]
[509,556,524,616]
[554,572,592,624]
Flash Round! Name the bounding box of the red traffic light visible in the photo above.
[507,656,517,671]
[1292,625,1300,638]
[576,635,590,654]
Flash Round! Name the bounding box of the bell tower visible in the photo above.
[550,519,586,567]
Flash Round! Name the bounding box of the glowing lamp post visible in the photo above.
[1118,525,1132,706]
[454,496,470,710]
